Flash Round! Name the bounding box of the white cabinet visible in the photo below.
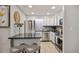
[43,16,55,26]
[42,32,49,40]
[43,17,47,25]
[49,16,55,25]
[46,16,50,25]
[43,16,60,26]
[54,16,61,25]
[49,32,55,43]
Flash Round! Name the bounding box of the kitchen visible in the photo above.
[0,5,63,53]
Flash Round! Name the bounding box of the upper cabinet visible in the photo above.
[43,12,63,26]
[43,15,63,26]
[48,16,55,25]
[43,16,54,26]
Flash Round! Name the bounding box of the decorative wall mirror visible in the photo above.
[14,11,20,24]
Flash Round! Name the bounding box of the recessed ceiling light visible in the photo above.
[32,12,34,14]
[47,12,50,15]
[51,6,56,9]
[28,5,32,8]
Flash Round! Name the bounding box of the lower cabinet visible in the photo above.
[49,32,55,43]
[49,32,63,51]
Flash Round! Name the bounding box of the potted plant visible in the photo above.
[14,23,23,34]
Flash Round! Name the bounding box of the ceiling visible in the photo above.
[17,5,63,16]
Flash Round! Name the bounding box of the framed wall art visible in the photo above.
[0,5,10,28]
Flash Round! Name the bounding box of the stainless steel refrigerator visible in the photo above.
[24,19,44,33]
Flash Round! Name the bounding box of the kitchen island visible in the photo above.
[8,33,41,53]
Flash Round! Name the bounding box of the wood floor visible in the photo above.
[40,42,58,53]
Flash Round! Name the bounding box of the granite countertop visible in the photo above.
[8,33,41,39]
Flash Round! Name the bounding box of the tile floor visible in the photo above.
[40,42,58,53]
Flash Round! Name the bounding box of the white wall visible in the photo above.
[0,28,10,53]
[64,5,79,53]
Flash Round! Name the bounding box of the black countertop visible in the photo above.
[43,25,62,27]
[8,33,41,39]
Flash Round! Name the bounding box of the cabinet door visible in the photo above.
[44,16,50,25]
[49,32,55,43]
[49,16,55,25]
[43,16,48,25]
[46,17,50,25]
[43,18,47,25]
